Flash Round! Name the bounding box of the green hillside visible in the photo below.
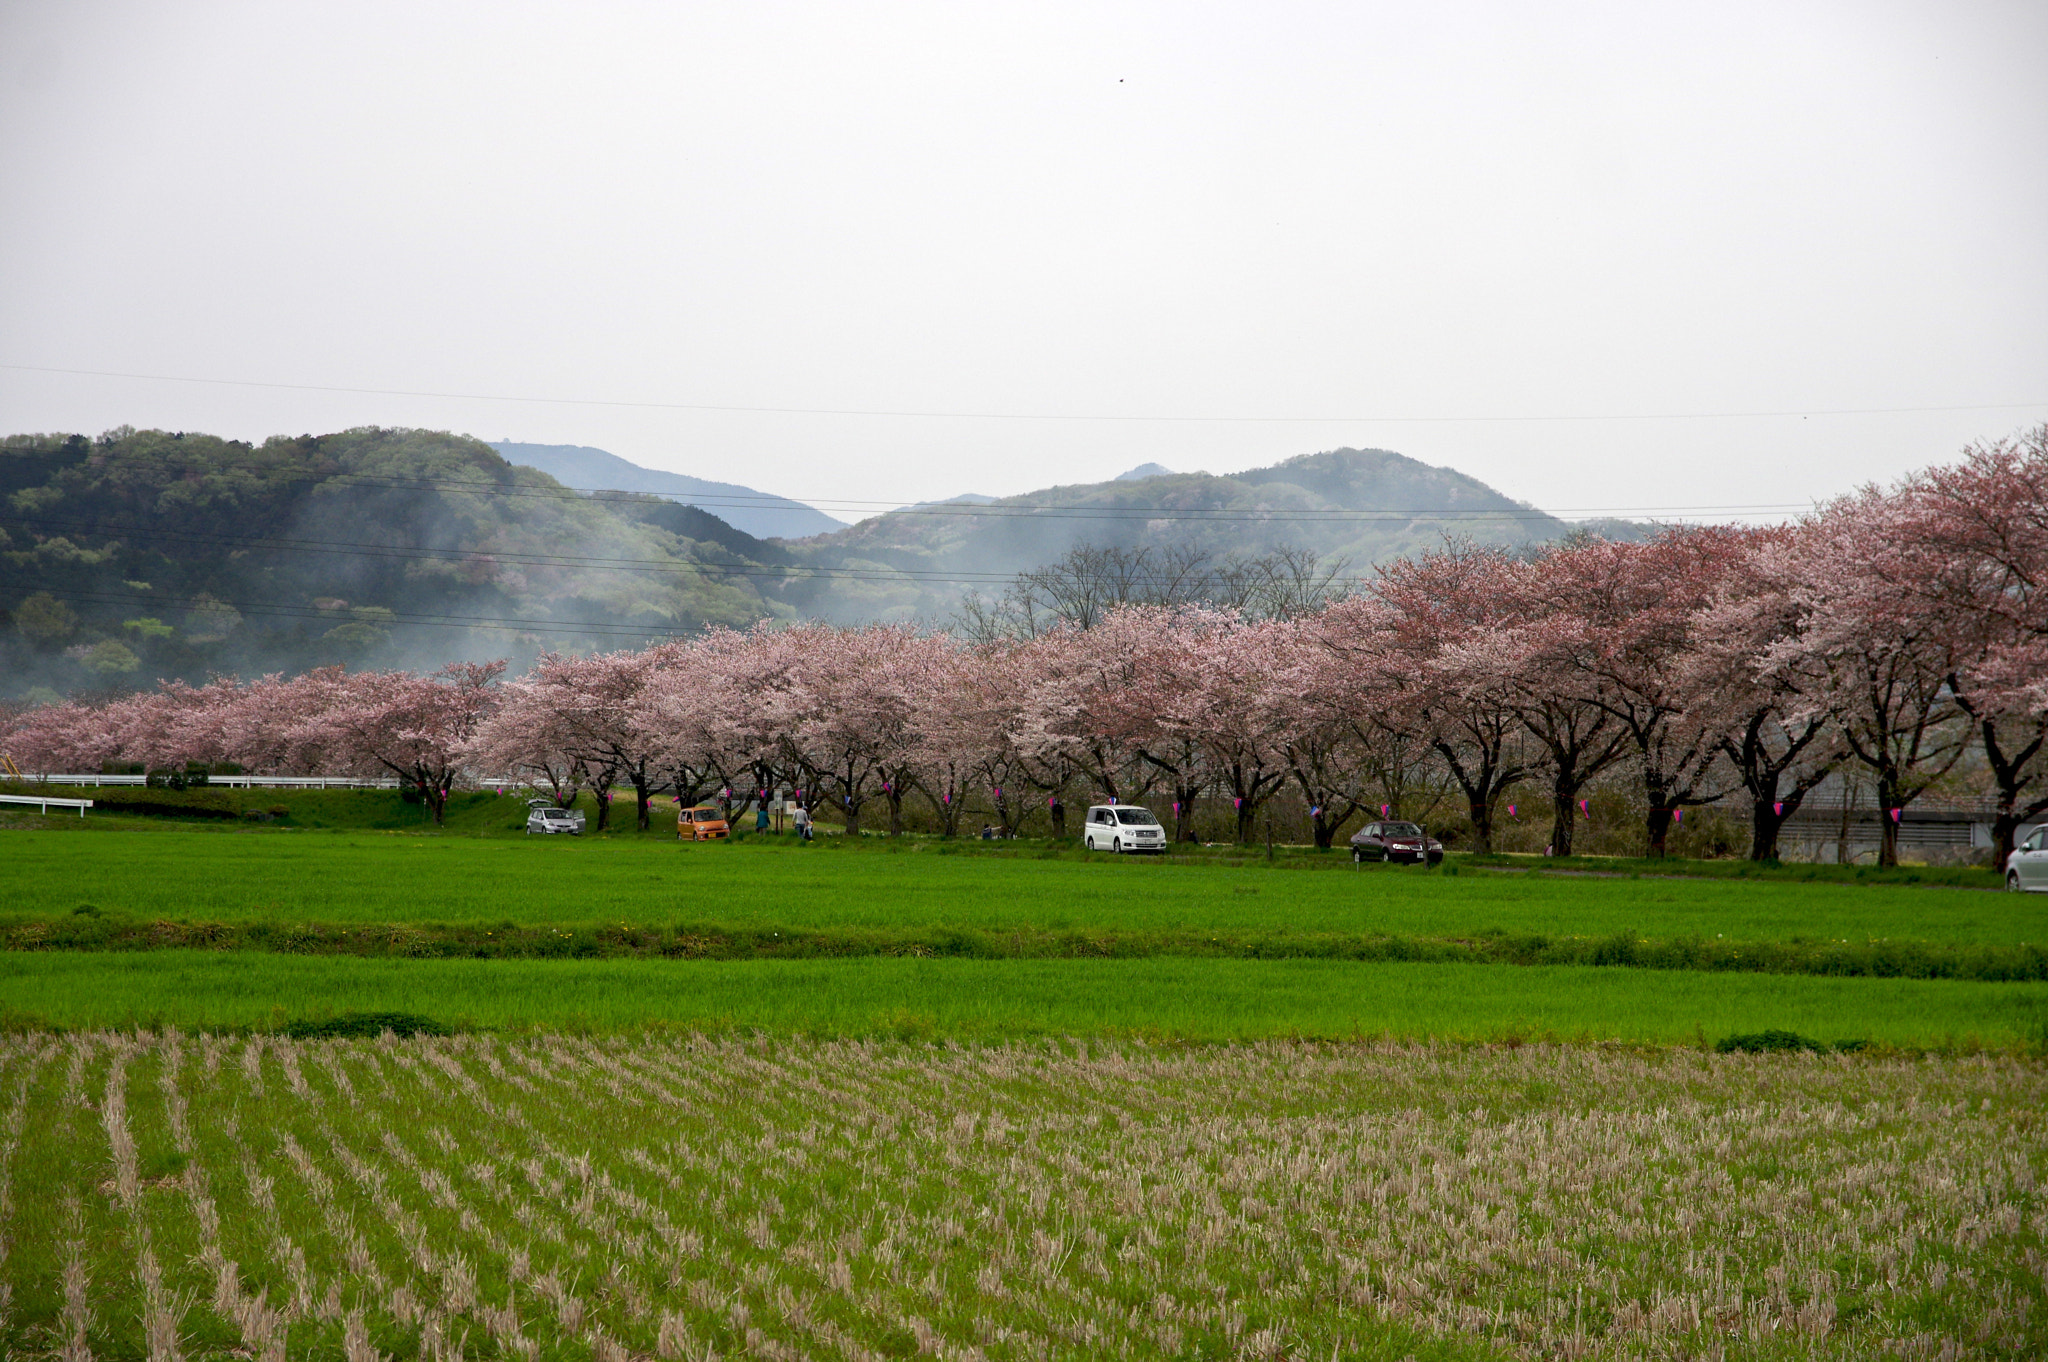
[788,447,1578,621]
[0,426,788,698]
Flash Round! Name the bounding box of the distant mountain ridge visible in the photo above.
[491,442,847,540]
[787,446,1587,622]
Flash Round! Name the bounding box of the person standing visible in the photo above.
[793,803,812,842]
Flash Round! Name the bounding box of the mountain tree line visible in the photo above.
[6,428,2044,863]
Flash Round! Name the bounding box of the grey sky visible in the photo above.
[2,0,2043,525]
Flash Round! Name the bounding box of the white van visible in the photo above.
[1082,805,1166,853]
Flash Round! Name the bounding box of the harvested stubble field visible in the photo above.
[2,1032,2043,1361]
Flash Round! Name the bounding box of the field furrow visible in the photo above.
[2,1033,2041,1359]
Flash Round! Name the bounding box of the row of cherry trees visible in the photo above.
[7,429,2044,863]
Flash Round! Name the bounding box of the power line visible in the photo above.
[6,361,2044,425]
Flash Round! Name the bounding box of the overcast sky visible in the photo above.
[2,0,2043,524]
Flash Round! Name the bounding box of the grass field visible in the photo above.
[4,801,2045,1357]
[5,952,2045,1046]
[3,1033,2041,1360]
[7,830,2042,949]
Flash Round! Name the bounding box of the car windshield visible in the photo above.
[1381,823,1423,837]
[1115,809,1159,826]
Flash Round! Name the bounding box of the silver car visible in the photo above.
[525,805,586,836]
[2006,825,2047,891]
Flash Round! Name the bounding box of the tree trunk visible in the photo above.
[422,770,450,826]
[1310,810,1338,850]
[1048,797,1067,840]
[844,797,862,837]
[1876,775,1900,868]
[886,791,904,836]
[633,775,653,832]
[1467,794,1494,854]
[1549,781,1580,857]
[1749,797,1788,862]
[1644,805,1674,858]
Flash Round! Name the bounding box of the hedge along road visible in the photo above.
[5,831,2043,949]
[4,952,2045,1044]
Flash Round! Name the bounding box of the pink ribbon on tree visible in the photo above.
[1380,804,1390,817]
[1673,809,1683,823]
[1506,804,1516,817]
[1578,798,1590,816]
[1773,801,1783,816]
[1890,808,1902,822]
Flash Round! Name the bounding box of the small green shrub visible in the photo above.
[1716,1029,1825,1054]
[282,1010,449,1039]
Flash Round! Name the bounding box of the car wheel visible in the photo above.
[1112,837,1122,853]
[2010,871,2023,892]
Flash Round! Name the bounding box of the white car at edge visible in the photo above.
[2006,825,2048,891]
[1082,804,1166,853]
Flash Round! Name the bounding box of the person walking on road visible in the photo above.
[793,803,812,842]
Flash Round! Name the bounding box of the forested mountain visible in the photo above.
[491,441,847,540]
[0,427,796,701]
[786,447,1589,622]
[1,429,1642,698]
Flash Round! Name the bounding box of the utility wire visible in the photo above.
[5,361,2044,425]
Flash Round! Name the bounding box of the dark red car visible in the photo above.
[1349,821,1444,865]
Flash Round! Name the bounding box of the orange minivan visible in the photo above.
[678,803,731,841]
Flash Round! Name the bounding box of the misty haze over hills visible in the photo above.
[1,428,1650,697]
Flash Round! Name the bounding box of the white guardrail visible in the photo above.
[9,775,521,790]
[13,774,406,789]
[0,793,93,816]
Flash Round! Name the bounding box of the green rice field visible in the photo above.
[6,829,2042,947]
[4,951,2045,1045]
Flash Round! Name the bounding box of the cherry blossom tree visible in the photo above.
[1268,613,1374,848]
[1527,528,1749,856]
[1011,619,1159,808]
[298,661,504,824]
[1759,492,1968,867]
[765,623,934,836]
[1356,544,1532,853]
[1892,426,2048,860]
[1186,615,1292,844]
[467,672,588,807]
[1684,531,1842,860]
